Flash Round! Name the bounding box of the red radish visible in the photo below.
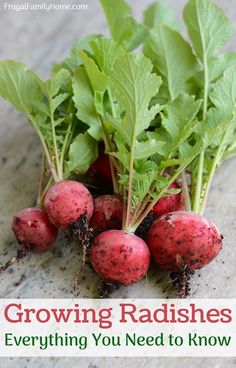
[13,207,58,252]
[0,207,58,272]
[147,211,222,271]
[90,230,150,285]
[44,179,94,289]
[91,195,123,232]
[44,179,94,230]
[152,181,184,217]
[88,142,112,184]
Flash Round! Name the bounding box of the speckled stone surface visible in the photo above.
[0,0,236,367]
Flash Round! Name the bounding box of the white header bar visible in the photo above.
[0,299,235,357]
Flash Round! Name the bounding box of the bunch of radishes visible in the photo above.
[1,0,236,299]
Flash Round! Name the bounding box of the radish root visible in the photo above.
[69,214,94,294]
[0,245,31,273]
[170,266,195,298]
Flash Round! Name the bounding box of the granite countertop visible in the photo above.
[0,0,236,367]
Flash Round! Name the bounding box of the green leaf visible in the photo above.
[178,140,203,163]
[223,129,236,161]
[110,132,130,169]
[111,151,130,170]
[33,113,47,130]
[31,101,50,116]
[131,169,157,208]
[54,117,65,127]
[78,37,126,120]
[65,133,98,174]
[135,140,164,160]
[199,107,234,148]
[194,52,236,88]
[72,66,102,140]
[159,158,181,168]
[46,68,70,98]
[57,35,101,73]
[208,52,236,82]
[144,1,180,31]
[154,94,202,157]
[94,91,105,116]
[110,53,162,146]
[51,93,69,113]
[200,109,236,175]
[119,165,160,209]
[0,60,44,114]
[210,65,236,109]
[100,0,147,51]
[143,26,198,101]
[89,37,125,75]
[80,50,109,93]
[183,0,234,62]
[109,53,163,211]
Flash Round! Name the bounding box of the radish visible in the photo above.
[91,195,123,233]
[152,181,184,217]
[88,143,113,184]
[147,211,222,297]
[44,179,94,287]
[148,211,222,270]
[90,230,150,285]
[0,61,98,288]
[44,179,94,230]
[0,207,58,272]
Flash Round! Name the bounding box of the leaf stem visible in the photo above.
[130,193,151,229]
[200,128,230,215]
[37,154,46,207]
[181,171,191,211]
[99,115,120,194]
[109,156,119,194]
[203,56,209,121]
[59,118,73,177]
[39,176,53,203]
[130,200,143,226]
[122,169,127,230]
[49,103,63,181]
[107,89,123,194]
[130,154,197,233]
[192,151,204,213]
[29,115,58,183]
[129,189,166,233]
[124,136,136,231]
[193,55,208,213]
[130,170,180,233]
